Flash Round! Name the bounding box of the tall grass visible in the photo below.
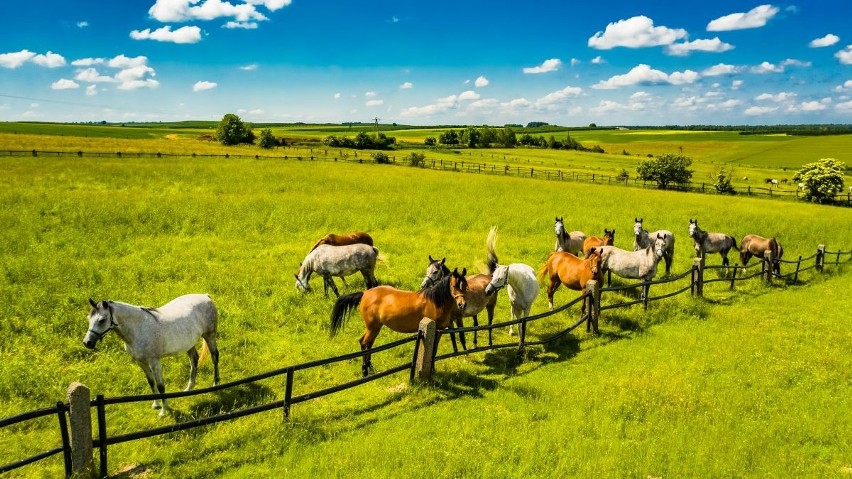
[0,150,850,477]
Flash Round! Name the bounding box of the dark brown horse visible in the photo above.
[537,248,603,314]
[310,231,374,252]
[421,255,497,350]
[740,234,783,274]
[582,229,615,257]
[331,268,468,376]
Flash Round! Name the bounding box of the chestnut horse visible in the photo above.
[740,234,783,274]
[310,231,373,252]
[421,256,496,350]
[330,269,468,376]
[538,248,603,313]
[582,229,615,256]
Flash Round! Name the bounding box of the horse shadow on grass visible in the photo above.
[170,382,275,425]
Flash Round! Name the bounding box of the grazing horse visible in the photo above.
[633,218,675,275]
[688,219,738,266]
[295,243,379,297]
[310,231,373,252]
[582,229,615,257]
[538,248,603,314]
[740,234,783,275]
[421,255,497,350]
[483,226,539,338]
[331,269,468,376]
[82,294,220,416]
[554,217,587,255]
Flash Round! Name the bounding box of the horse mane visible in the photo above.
[486,226,499,273]
[421,275,452,306]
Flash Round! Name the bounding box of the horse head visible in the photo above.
[587,248,602,277]
[83,299,116,349]
[450,268,468,311]
[294,271,311,292]
[484,265,508,296]
[633,218,644,237]
[554,217,565,237]
[688,219,698,238]
[654,233,668,259]
[421,256,448,289]
[603,229,615,245]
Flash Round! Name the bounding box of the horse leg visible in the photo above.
[328,276,340,297]
[509,304,522,336]
[203,333,221,386]
[339,275,348,286]
[471,314,479,349]
[137,361,159,409]
[185,347,199,391]
[547,279,561,310]
[359,327,380,377]
[457,315,468,351]
[148,359,167,416]
[486,303,496,347]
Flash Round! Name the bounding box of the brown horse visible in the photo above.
[582,229,615,257]
[331,268,468,376]
[310,231,374,252]
[421,255,497,350]
[740,234,783,274]
[537,248,603,313]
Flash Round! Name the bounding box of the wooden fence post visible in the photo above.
[415,319,437,381]
[763,249,775,282]
[692,257,705,297]
[67,382,94,478]
[585,280,601,333]
[816,244,825,272]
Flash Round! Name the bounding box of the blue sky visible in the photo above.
[1,0,851,125]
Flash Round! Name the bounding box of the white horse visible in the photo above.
[599,234,668,299]
[82,294,220,416]
[554,216,587,255]
[633,218,675,275]
[688,219,738,266]
[295,243,379,297]
[483,227,539,337]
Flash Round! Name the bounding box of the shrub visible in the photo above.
[372,152,391,164]
[712,166,736,194]
[793,158,846,203]
[424,137,436,146]
[257,129,276,149]
[405,152,426,167]
[616,169,630,181]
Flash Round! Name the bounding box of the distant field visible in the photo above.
[1,141,851,476]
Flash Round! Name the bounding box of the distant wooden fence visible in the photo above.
[2,149,850,206]
[0,239,849,476]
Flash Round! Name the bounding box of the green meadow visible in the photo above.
[0,127,850,477]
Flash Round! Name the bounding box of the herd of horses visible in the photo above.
[81,218,786,413]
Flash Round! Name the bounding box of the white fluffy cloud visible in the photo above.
[588,16,686,49]
[535,86,582,108]
[365,99,384,107]
[72,57,104,66]
[707,4,779,31]
[834,80,852,92]
[400,82,413,89]
[148,0,290,27]
[751,61,784,73]
[193,80,217,92]
[475,76,489,87]
[809,34,839,48]
[702,63,739,76]
[75,68,116,83]
[33,52,66,68]
[108,55,149,69]
[591,56,605,64]
[333,92,341,99]
[744,106,778,115]
[666,37,734,56]
[836,100,852,112]
[797,100,828,111]
[523,58,561,74]
[836,45,852,65]
[755,92,797,102]
[86,85,98,96]
[732,80,744,90]
[0,50,36,69]
[73,54,159,90]
[458,90,480,101]
[51,78,79,90]
[223,21,257,29]
[130,25,202,44]
[592,64,698,89]
[77,21,89,28]
[239,63,258,70]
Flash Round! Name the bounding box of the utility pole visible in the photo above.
[373,117,380,136]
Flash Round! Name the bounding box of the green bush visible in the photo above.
[372,152,391,164]
[793,158,846,203]
[257,129,277,149]
[405,152,426,167]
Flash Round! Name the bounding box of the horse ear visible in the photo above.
[440,257,446,265]
[89,298,97,308]
[589,247,596,255]
[428,255,434,262]
[461,267,467,276]
[294,274,300,280]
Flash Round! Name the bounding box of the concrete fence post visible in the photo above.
[415,318,437,381]
[692,257,705,297]
[67,382,94,478]
[763,249,775,282]
[816,244,825,272]
[585,280,601,334]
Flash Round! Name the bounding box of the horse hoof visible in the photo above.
[152,402,161,410]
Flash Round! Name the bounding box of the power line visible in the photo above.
[0,93,174,116]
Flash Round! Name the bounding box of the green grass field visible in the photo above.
[0,129,851,477]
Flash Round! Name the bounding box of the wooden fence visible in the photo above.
[1,245,850,477]
[2,149,850,206]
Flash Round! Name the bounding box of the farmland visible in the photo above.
[0,125,850,477]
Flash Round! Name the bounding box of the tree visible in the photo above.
[711,166,736,194]
[258,128,277,149]
[497,127,517,148]
[793,158,846,203]
[216,113,254,145]
[637,153,694,189]
[438,129,459,146]
[424,137,436,146]
[464,127,481,148]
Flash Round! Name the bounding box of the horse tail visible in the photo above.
[198,339,210,365]
[537,254,553,282]
[486,226,499,273]
[373,247,389,266]
[330,292,364,336]
[729,236,739,251]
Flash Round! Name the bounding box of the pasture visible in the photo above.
[0,131,851,477]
